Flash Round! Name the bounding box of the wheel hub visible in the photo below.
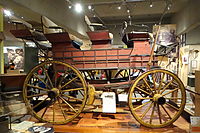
[48,88,60,99]
[153,94,166,105]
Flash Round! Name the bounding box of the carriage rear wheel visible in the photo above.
[128,69,186,128]
[23,61,87,124]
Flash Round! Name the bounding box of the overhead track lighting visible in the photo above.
[74,3,83,13]
[3,9,12,16]
[88,5,92,10]
[150,2,153,7]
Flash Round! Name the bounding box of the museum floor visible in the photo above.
[28,107,189,133]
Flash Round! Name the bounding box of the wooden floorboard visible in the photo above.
[29,105,190,133]
[50,112,189,133]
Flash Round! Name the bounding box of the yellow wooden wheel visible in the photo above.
[23,61,87,124]
[128,69,186,128]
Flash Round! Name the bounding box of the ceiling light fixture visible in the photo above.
[88,5,92,10]
[68,5,72,9]
[118,6,121,10]
[128,15,131,19]
[127,9,130,13]
[167,3,172,10]
[150,2,153,7]
[3,9,12,16]
[74,3,83,13]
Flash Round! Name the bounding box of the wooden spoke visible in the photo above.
[33,73,50,89]
[165,97,182,100]
[58,70,70,86]
[141,101,154,119]
[79,90,84,97]
[33,97,48,109]
[53,102,55,122]
[133,101,152,111]
[59,96,77,113]
[27,93,47,98]
[62,94,83,102]
[42,66,54,88]
[165,102,180,111]
[133,93,137,102]
[158,73,165,92]
[128,69,186,128]
[59,77,78,90]
[27,84,49,91]
[61,88,83,92]
[157,103,162,124]
[41,100,53,119]
[152,73,156,89]
[162,88,179,96]
[161,104,172,119]
[143,78,154,93]
[160,80,174,94]
[150,102,156,124]
[57,97,67,120]
[131,97,153,100]
[23,61,87,124]
[53,63,57,88]
[136,86,151,96]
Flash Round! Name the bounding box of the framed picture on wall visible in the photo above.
[4,47,24,69]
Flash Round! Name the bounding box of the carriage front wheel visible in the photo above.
[128,69,186,128]
[23,61,87,124]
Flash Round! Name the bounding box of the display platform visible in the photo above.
[27,105,189,133]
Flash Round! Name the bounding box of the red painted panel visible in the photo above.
[63,52,72,57]
[92,44,111,49]
[96,63,107,68]
[87,31,110,40]
[107,63,118,68]
[74,64,84,68]
[84,64,95,68]
[84,51,95,56]
[54,52,63,57]
[95,56,105,60]
[108,56,118,60]
[119,63,130,68]
[84,57,95,61]
[45,32,71,43]
[119,49,132,55]
[107,50,117,55]
[73,51,83,56]
[95,50,106,56]
[10,29,32,39]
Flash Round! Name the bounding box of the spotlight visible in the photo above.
[128,15,131,19]
[127,9,130,13]
[68,5,72,9]
[88,5,92,10]
[75,3,83,13]
[150,2,153,7]
[167,4,172,10]
[118,6,121,10]
[3,9,12,16]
